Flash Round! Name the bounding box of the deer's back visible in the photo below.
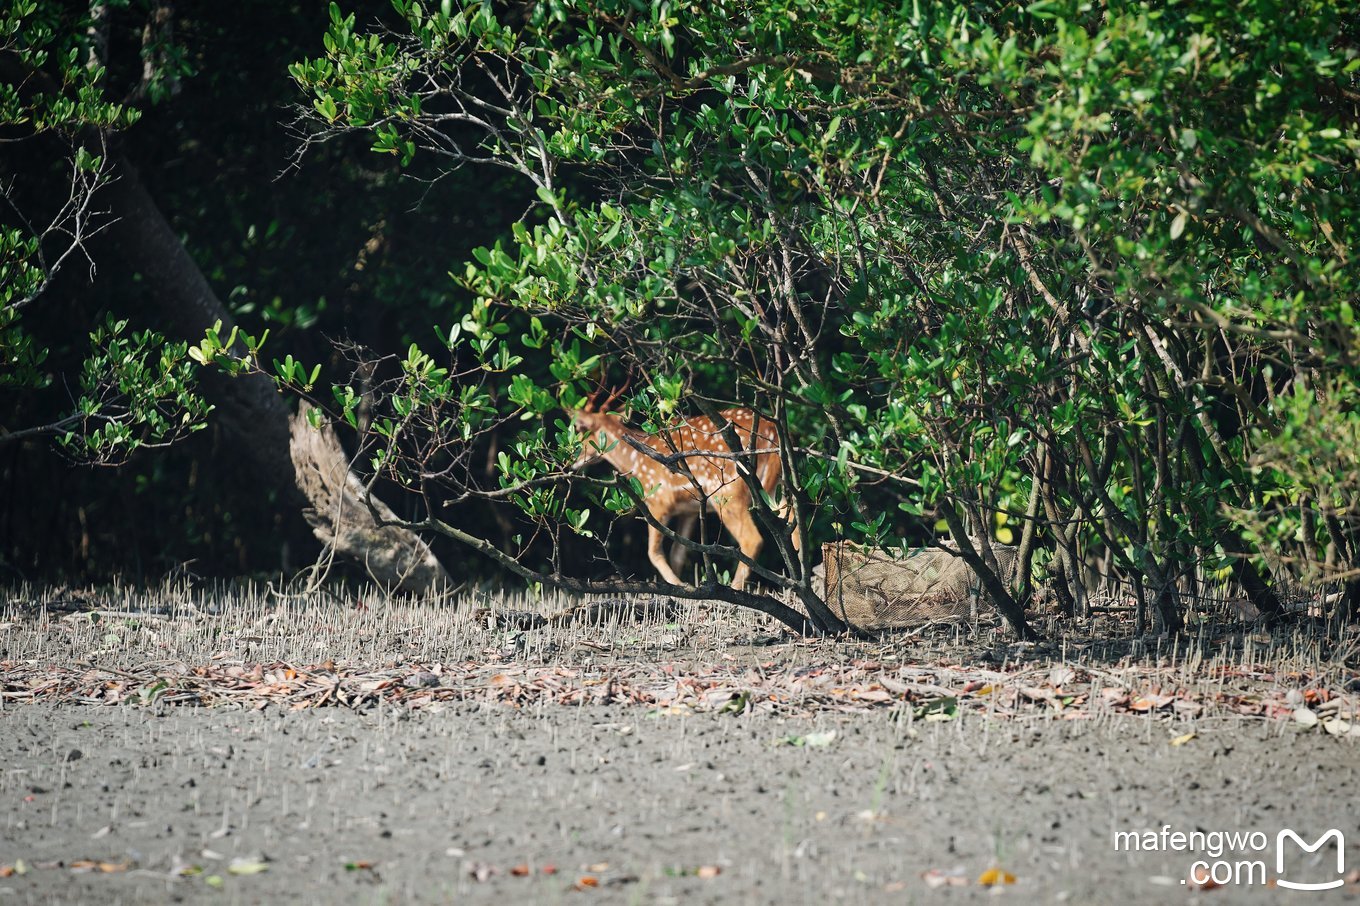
[659,408,782,496]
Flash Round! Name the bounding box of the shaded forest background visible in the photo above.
[2,0,529,583]
[4,0,1360,638]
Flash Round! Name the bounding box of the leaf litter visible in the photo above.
[3,588,1356,732]
[2,655,1354,729]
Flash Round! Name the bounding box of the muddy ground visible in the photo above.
[2,585,1358,904]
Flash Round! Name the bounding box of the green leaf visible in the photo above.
[1169,211,1187,240]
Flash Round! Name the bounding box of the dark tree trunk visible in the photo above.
[940,504,1039,640]
[98,152,449,590]
[0,54,449,590]
[102,154,306,505]
[1050,557,1076,617]
[1343,580,1360,623]
[1229,549,1287,624]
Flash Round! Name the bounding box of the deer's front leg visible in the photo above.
[647,517,686,587]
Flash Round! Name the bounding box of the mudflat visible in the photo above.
[2,587,1357,904]
[1,704,1355,905]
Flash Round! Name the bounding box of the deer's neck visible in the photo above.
[576,411,646,472]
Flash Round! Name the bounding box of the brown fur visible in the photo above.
[572,407,799,589]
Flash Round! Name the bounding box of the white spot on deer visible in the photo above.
[568,405,799,589]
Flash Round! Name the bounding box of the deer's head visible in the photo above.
[569,383,629,470]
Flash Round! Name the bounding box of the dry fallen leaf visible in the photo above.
[70,860,131,874]
[511,864,531,877]
[1187,868,1222,890]
[586,862,609,872]
[575,875,600,890]
[1128,692,1174,712]
[1324,718,1360,739]
[978,867,1016,886]
[1172,699,1204,717]
[1169,732,1197,747]
[921,868,969,888]
[1293,708,1320,728]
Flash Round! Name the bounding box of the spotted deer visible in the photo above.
[571,396,800,590]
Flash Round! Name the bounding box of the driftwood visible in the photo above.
[822,541,1018,631]
[288,402,449,593]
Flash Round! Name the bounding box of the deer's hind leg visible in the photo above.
[718,504,764,591]
[646,515,686,587]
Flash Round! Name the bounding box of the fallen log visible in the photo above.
[289,402,449,593]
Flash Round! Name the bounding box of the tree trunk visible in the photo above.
[102,155,303,497]
[1229,548,1287,625]
[101,152,449,591]
[939,504,1039,640]
[289,403,448,592]
[1013,450,1047,604]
